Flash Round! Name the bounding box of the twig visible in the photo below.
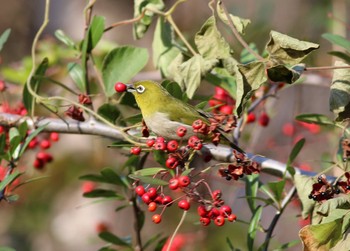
[166,210,188,251]
[262,186,297,251]
[305,65,350,71]
[218,1,263,61]
[104,9,147,32]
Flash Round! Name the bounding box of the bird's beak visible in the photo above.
[126,84,136,92]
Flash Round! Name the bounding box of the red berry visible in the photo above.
[154,142,166,151]
[148,202,157,212]
[178,176,190,187]
[258,112,269,127]
[208,208,220,218]
[219,105,233,115]
[0,126,4,134]
[152,214,162,224]
[197,205,208,217]
[166,157,178,169]
[146,139,155,147]
[130,146,141,155]
[82,181,96,193]
[154,195,163,204]
[192,119,204,130]
[114,82,127,93]
[50,132,60,142]
[227,214,237,222]
[282,123,295,137]
[135,185,145,196]
[167,140,179,152]
[168,178,179,190]
[215,87,228,96]
[33,159,44,170]
[214,216,225,226]
[246,113,256,123]
[188,136,202,150]
[95,222,109,233]
[212,190,222,200]
[178,199,190,210]
[40,139,51,149]
[156,137,165,143]
[28,138,38,149]
[141,193,152,204]
[176,126,187,137]
[220,205,232,217]
[200,217,211,226]
[162,195,173,206]
[147,187,158,199]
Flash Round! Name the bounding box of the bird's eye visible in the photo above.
[136,85,145,93]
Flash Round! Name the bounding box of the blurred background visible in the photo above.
[0,0,349,250]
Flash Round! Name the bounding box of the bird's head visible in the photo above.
[127,80,171,116]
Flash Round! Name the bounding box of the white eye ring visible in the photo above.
[136,85,145,93]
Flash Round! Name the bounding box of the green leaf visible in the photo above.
[67,62,85,93]
[322,33,350,53]
[247,206,263,251]
[128,174,168,186]
[100,167,126,187]
[18,122,28,140]
[83,189,124,199]
[0,170,21,191]
[133,167,166,176]
[153,150,167,167]
[235,61,267,116]
[102,46,149,97]
[273,240,300,250]
[97,104,120,123]
[98,247,117,251]
[329,61,350,121]
[153,17,181,77]
[294,174,315,219]
[245,173,259,213]
[87,15,105,52]
[216,3,250,34]
[133,0,165,39]
[295,113,335,126]
[98,231,131,247]
[266,31,319,65]
[195,16,231,60]
[154,237,168,251]
[23,58,49,114]
[0,28,11,52]
[174,54,214,99]
[143,233,163,250]
[211,68,237,99]
[122,113,143,124]
[267,64,305,84]
[19,123,48,156]
[286,138,305,177]
[266,180,286,203]
[328,51,350,64]
[79,174,109,183]
[54,29,76,49]
[299,218,343,250]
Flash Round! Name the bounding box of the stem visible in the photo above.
[166,210,188,251]
[0,160,16,202]
[165,0,187,16]
[104,9,147,32]
[306,65,350,71]
[166,15,197,56]
[26,0,50,117]
[262,186,296,251]
[218,1,263,61]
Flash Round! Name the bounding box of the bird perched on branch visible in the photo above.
[121,80,244,153]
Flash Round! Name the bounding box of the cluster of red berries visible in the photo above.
[30,132,59,170]
[308,174,341,202]
[342,139,350,162]
[218,151,261,181]
[246,112,270,127]
[208,87,235,115]
[198,190,236,227]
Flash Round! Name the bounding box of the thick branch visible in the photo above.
[0,113,315,179]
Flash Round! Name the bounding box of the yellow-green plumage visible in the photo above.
[127,80,244,153]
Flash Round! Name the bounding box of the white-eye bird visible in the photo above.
[126,80,244,153]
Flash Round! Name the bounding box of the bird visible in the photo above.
[126,80,244,153]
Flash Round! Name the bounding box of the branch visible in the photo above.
[0,113,316,179]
